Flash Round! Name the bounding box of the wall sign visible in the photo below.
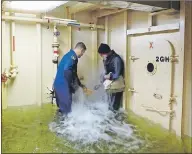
[156,56,170,62]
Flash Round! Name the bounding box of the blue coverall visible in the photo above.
[54,49,82,115]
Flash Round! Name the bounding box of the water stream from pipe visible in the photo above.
[49,63,145,153]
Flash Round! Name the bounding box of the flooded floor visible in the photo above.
[2,103,192,153]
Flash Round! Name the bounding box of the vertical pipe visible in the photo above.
[2,21,8,109]
[123,11,128,110]
[0,7,1,151]
[52,25,59,80]
[167,40,176,132]
[66,7,72,50]
[36,23,42,106]
[92,28,98,77]
[10,20,18,78]
[181,0,192,139]
[11,21,16,67]
[68,26,72,50]
[105,16,109,44]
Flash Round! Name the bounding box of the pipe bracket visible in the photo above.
[128,88,137,93]
[129,56,140,62]
[169,96,177,105]
[141,104,175,117]
[170,55,179,62]
[10,65,18,69]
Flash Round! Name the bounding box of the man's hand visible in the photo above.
[81,85,93,96]
[81,84,87,90]
[81,84,87,93]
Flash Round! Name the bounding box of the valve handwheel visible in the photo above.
[1,73,8,82]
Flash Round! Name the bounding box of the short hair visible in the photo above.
[75,42,87,50]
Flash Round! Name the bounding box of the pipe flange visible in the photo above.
[10,65,18,69]
[52,59,58,64]
[52,43,60,48]
[10,69,19,74]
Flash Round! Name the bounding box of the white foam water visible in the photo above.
[49,62,144,152]
[49,88,144,153]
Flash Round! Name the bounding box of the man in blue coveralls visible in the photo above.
[54,42,87,116]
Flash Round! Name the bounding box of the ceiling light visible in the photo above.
[5,1,68,12]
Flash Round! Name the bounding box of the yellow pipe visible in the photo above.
[2,21,8,109]
[2,15,105,29]
[167,40,177,133]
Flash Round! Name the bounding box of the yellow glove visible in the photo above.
[82,86,93,96]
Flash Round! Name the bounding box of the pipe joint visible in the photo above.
[52,54,59,64]
[9,67,19,79]
[52,43,60,48]
[90,24,96,30]
[10,65,18,69]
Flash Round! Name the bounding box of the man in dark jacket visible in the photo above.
[97,43,124,111]
[54,42,87,116]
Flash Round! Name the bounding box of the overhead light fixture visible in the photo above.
[5,1,68,12]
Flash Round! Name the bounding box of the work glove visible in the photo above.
[104,72,112,80]
[81,84,88,93]
[81,84,93,96]
[81,84,87,90]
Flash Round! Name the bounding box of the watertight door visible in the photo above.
[128,32,181,134]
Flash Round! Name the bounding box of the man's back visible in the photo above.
[54,49,78,85]
[104,50,124,78]
[53,42,87,115]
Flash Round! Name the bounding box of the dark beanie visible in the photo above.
[98,43,111,54]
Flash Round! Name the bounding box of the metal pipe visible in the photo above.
[36,23,42,106]
[2,15,105,29]
[3,8,44,15]
[167,40,177,132]
[43,16,77,23]
[52,25,59,79]
[11,21,16,66]
[10,21,18,79]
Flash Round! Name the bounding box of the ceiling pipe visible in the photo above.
[2,15,105,29]
[3,8,44,15]
[43,16,78,23]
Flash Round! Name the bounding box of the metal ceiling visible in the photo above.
[79,1,180,13]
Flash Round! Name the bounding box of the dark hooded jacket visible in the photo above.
[103,50,124,80]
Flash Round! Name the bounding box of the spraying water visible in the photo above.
[49,62,145,153]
